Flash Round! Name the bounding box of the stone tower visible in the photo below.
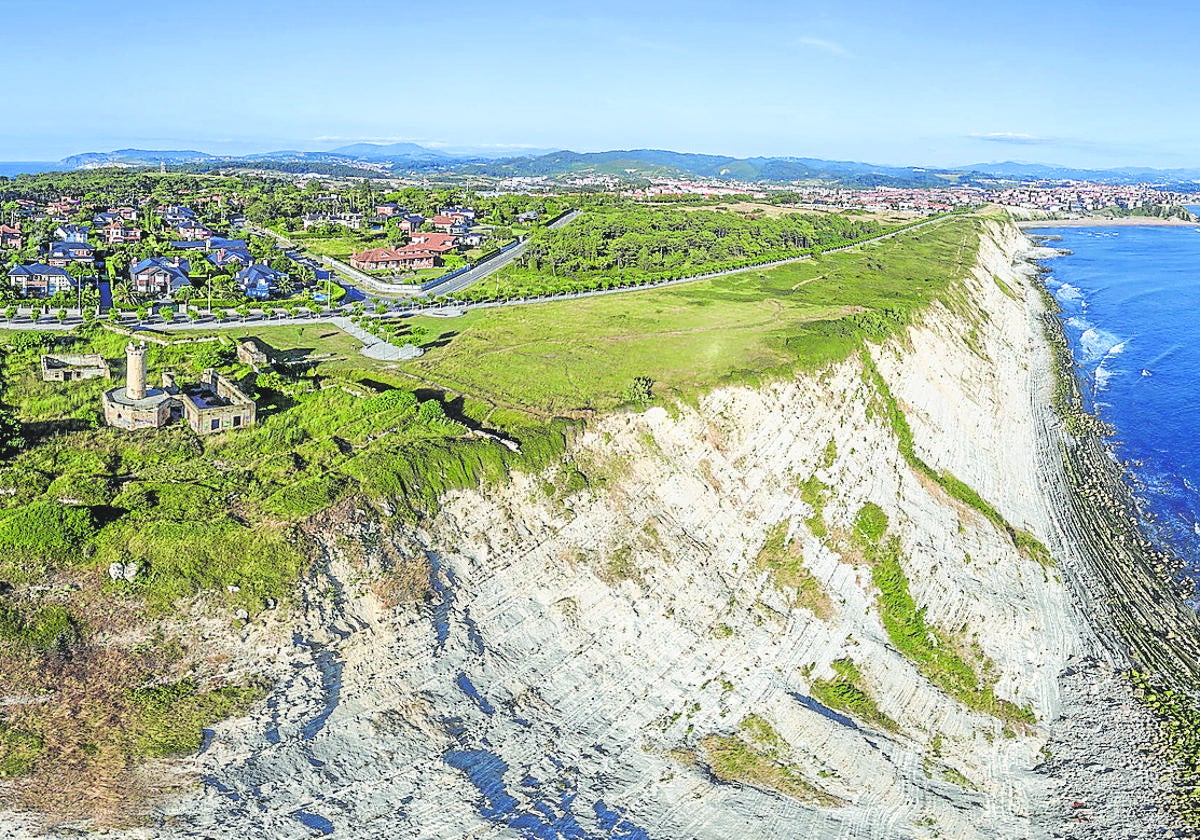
[126,342,148,401]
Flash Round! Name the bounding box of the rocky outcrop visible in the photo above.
[14,219,1173,838]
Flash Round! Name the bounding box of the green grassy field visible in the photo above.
[406,217,979,414]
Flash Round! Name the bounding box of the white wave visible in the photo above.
[1094,364,1115,391]
[1108,341,1127,356]
[1055,283,1084,302]
[1080,326,1124,362]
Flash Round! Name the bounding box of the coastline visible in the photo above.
[1023,229,1200,828]
[1018,216,1198,228]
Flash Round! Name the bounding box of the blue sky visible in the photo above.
[2,0,1195,168]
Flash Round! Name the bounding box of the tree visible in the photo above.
[112,280,134,309]
[406,324,431,347]
[0,407,23,457]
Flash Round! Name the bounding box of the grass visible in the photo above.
[797,474,830,538]
[755,520,834,619]
[809,658,898,732]
[127,678,265,757]
[407,217,981,414]
[853,504,1036,725]
[0,722,43,778]
[702,715,841,806]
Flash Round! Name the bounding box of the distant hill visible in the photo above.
[58,149,217,168]
[329,142,451,161]
[455,149,968,187]
[43,145,1200,188]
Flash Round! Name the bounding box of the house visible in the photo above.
[47,199,80,221]
[207,248,253,269]
[205,237,248,251]
[46,240,96,267]
[429,214,460,232]
[392,245,441,269]
[350,247,439,272]
[235,263,288,299]
[0,224,21,250]
[41,353,111,382]
[457,231,486,247]
[397,213,425,233]
[302,212,363,231]
[408,232,458,253]
[517,210,540,223]
[130,257,191,298]
[102,222,142,245]
[176,220,214,239]
[162,205,196,224]
[55,223,90,243]
[9,263,74,298]
[93,207,138,226]
[440,206,477,222]
[375,202,403,217]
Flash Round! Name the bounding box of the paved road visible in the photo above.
[418,209,582,296]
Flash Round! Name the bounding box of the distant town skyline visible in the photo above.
[2,0,1196,169]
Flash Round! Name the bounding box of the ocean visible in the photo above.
[0,162,56,177]
[1034,223,1200,578]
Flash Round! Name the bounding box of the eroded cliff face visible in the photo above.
[22,221,1161,839]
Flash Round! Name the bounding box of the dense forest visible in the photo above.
[461,206,885,299]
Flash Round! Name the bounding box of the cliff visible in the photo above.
[23,219,1175,838]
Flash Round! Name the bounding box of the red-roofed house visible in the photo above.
[350,247,439,272]
[0,224,21,250]
[407,232,458,253]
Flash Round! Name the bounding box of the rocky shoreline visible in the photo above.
[1026,235,1200,835]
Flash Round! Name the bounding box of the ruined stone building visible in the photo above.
[41,353,110,382]
[102,342,257,434]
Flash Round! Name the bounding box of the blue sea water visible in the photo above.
[0,162,55,177]
[1034,223,1200,576]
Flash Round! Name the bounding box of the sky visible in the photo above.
[2,0,1197,169]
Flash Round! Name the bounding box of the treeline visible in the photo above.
[513,206,881,279]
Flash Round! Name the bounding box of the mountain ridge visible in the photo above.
[32,144,1200,187]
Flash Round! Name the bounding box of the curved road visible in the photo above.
[421,209,582,296]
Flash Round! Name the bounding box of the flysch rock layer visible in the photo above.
[5,219,1176,839]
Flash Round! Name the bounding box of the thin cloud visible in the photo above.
[796,37,852,58]
[969,132,1054,145]
[312,135,423,145]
